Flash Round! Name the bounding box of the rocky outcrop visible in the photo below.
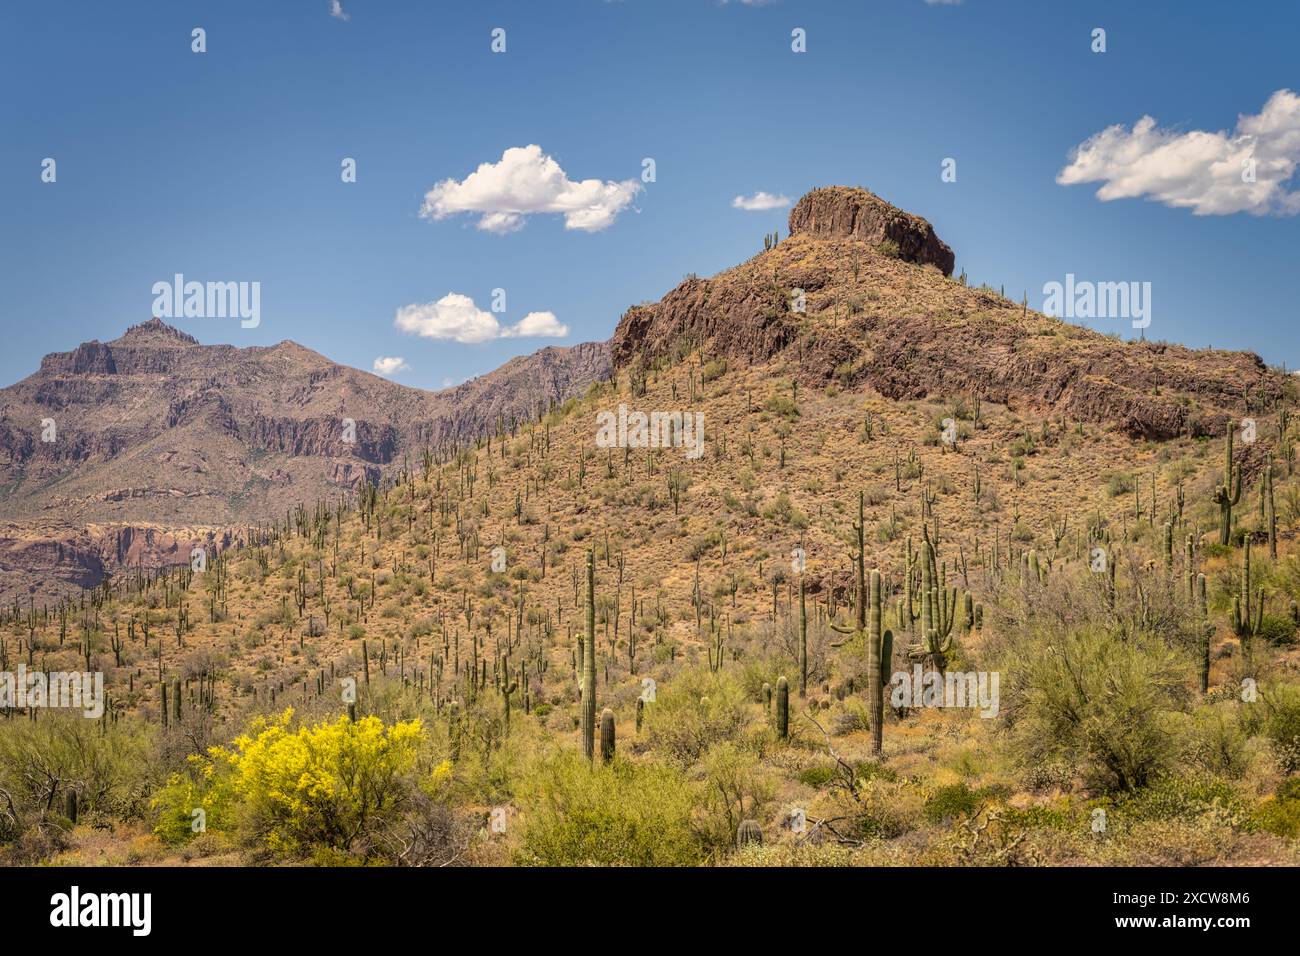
[612,187,1283,442]
[788,186,955,276]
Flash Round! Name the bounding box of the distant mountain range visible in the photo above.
[0,318,609,602]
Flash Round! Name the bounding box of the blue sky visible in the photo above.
[2,0,1298,391]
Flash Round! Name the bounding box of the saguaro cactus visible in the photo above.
[581,550,598,761]
[1263,461,1278,559]
[1197,573,1212,694]
[798,576,808,699]
[1231,537,1264,648]
[448,699,462,760]
[866,569,893,754]
[1213,421,1243,546]
[599,708,616,763]
[829,492,893,755]
[775,676,789,739]
[916,525,955,673]
[498,678,518,733]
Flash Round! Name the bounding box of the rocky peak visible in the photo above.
[788,186,955,276]
[611,184,1281,443]
[113,318,200,346]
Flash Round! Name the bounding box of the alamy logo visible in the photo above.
[595,403,704,459]
[0,666,104,718]
[49,886,151,936]
[1041,274,1150,329]
[151,273,260,328]
[889,666,1000,718]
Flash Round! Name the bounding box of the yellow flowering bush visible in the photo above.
[154,709,424,855]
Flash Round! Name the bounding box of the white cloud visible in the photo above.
[329,0,350,21]
[732,191,791,211]
[502,311,569,338]
[419,145,641,233]
[394,293,568,344]
[371,356,408,376]
[924,0,965,6]
[1057,89,1300,216]
[395,294,501,344]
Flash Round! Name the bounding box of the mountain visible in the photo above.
[614,186,1279,441]
[0,320,609,602]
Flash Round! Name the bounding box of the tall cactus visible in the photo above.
[775,676,789,739]
[599,708,616,763]
[1213,421,1243,545]
[866,569,893,755]
[1263,460,1277,560]
[829,491,892,755]
[917,524,955,672]
[798,576,808,699]
[581,549,597,761]
[1231,537,1264,648]
[1197,573,1212,694]
[448,699,462,760]
[498,677,518,733]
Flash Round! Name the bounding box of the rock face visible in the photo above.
[0,318,610,601]
[613,186,1282,443]
[788,186,956,276]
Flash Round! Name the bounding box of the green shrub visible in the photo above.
[1104,471,1135,497]
[1253,797,1300,838]
[515,751,702,866]
[1262,685,1300,773]
[1112,774,1249,826]
[923,783,1008,823]
[1005,627,1186,792]
[642,667,750,766]
[695,742,774,854]
[1257,613,1297,646]
[798,765,836,788]
[1253,779,1300,838]
[765,394,800,420]
[1183,705,1250,779]
[0,715,155,837]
